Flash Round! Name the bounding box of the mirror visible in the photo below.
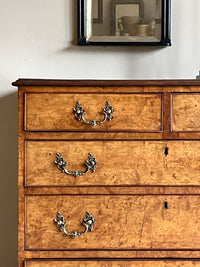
[78,0,171,46]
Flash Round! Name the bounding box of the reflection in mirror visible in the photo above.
[92,0,103,23]
[87,0,162,43]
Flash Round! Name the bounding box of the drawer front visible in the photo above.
[24,259,200,267]
[171,93,200,132]
[25,93,162,132]
[25,195,200,250]
[26,140,200,187]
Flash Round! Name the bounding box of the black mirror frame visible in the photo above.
[78,0,171,46]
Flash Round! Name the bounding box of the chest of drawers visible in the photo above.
[13,79,200,267]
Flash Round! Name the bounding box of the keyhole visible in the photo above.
[164,147,168,156]
[164,201,168,209]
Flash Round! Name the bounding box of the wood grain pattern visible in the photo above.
[24,186,200,195]
[25,140,200,186]
[15,84,200,94]
[25,93,162,132]
[24,130,200,141]
[24,259,200,267]
[16,80,200,266]
[19,250,200,261]
[18,87,26,267]
[25,195,200,250]
[12,78,200,87]
[172,93,200,132]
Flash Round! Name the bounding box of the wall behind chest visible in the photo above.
[1,0,200,96]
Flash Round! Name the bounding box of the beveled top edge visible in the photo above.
[12,78,200,87]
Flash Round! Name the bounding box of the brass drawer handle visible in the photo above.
[74,101,114,127]
[54,211,95,238]
[55,153,97,178]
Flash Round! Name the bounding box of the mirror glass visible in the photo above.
[86,0,162,43]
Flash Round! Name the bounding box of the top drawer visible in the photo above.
[171,93,200,132]
[24,93,162,132]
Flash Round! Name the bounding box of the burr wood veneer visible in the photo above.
[24,259,200,267]
[13,79,200,267]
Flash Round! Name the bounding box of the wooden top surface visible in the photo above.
[12,78,200,87]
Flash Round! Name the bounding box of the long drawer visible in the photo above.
[24,259,200,267]
[25,140,200,187]
[25,93,162,132]
[25,195,200,250]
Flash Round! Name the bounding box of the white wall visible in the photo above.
[0,0,200,266]
[1,0,200,97]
